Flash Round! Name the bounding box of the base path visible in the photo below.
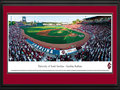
[22,29,90,50]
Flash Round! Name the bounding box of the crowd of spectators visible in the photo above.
[9,25,46,61]
[78,23,111,61]
[64,23,111,61]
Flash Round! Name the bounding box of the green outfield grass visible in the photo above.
[22,26,85,44]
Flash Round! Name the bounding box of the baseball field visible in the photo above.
[22,26,85,44]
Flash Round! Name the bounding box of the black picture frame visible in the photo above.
[0,0,120,90]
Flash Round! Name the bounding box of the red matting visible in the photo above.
[3,6,117,84]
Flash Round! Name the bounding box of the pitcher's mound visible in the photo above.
[68,33,77,37]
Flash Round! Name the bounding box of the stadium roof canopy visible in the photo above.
[84,16,111,20]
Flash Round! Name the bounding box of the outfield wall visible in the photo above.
[26,39,77,55]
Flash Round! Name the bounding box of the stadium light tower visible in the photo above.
[22,16,26,22]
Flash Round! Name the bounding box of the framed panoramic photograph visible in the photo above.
[8,14,113,73]
[0,0,120,90]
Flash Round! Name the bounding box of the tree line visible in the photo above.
[9,21,16,25]
[72,19,82,24]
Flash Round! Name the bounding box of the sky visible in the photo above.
[8,14,111,23]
